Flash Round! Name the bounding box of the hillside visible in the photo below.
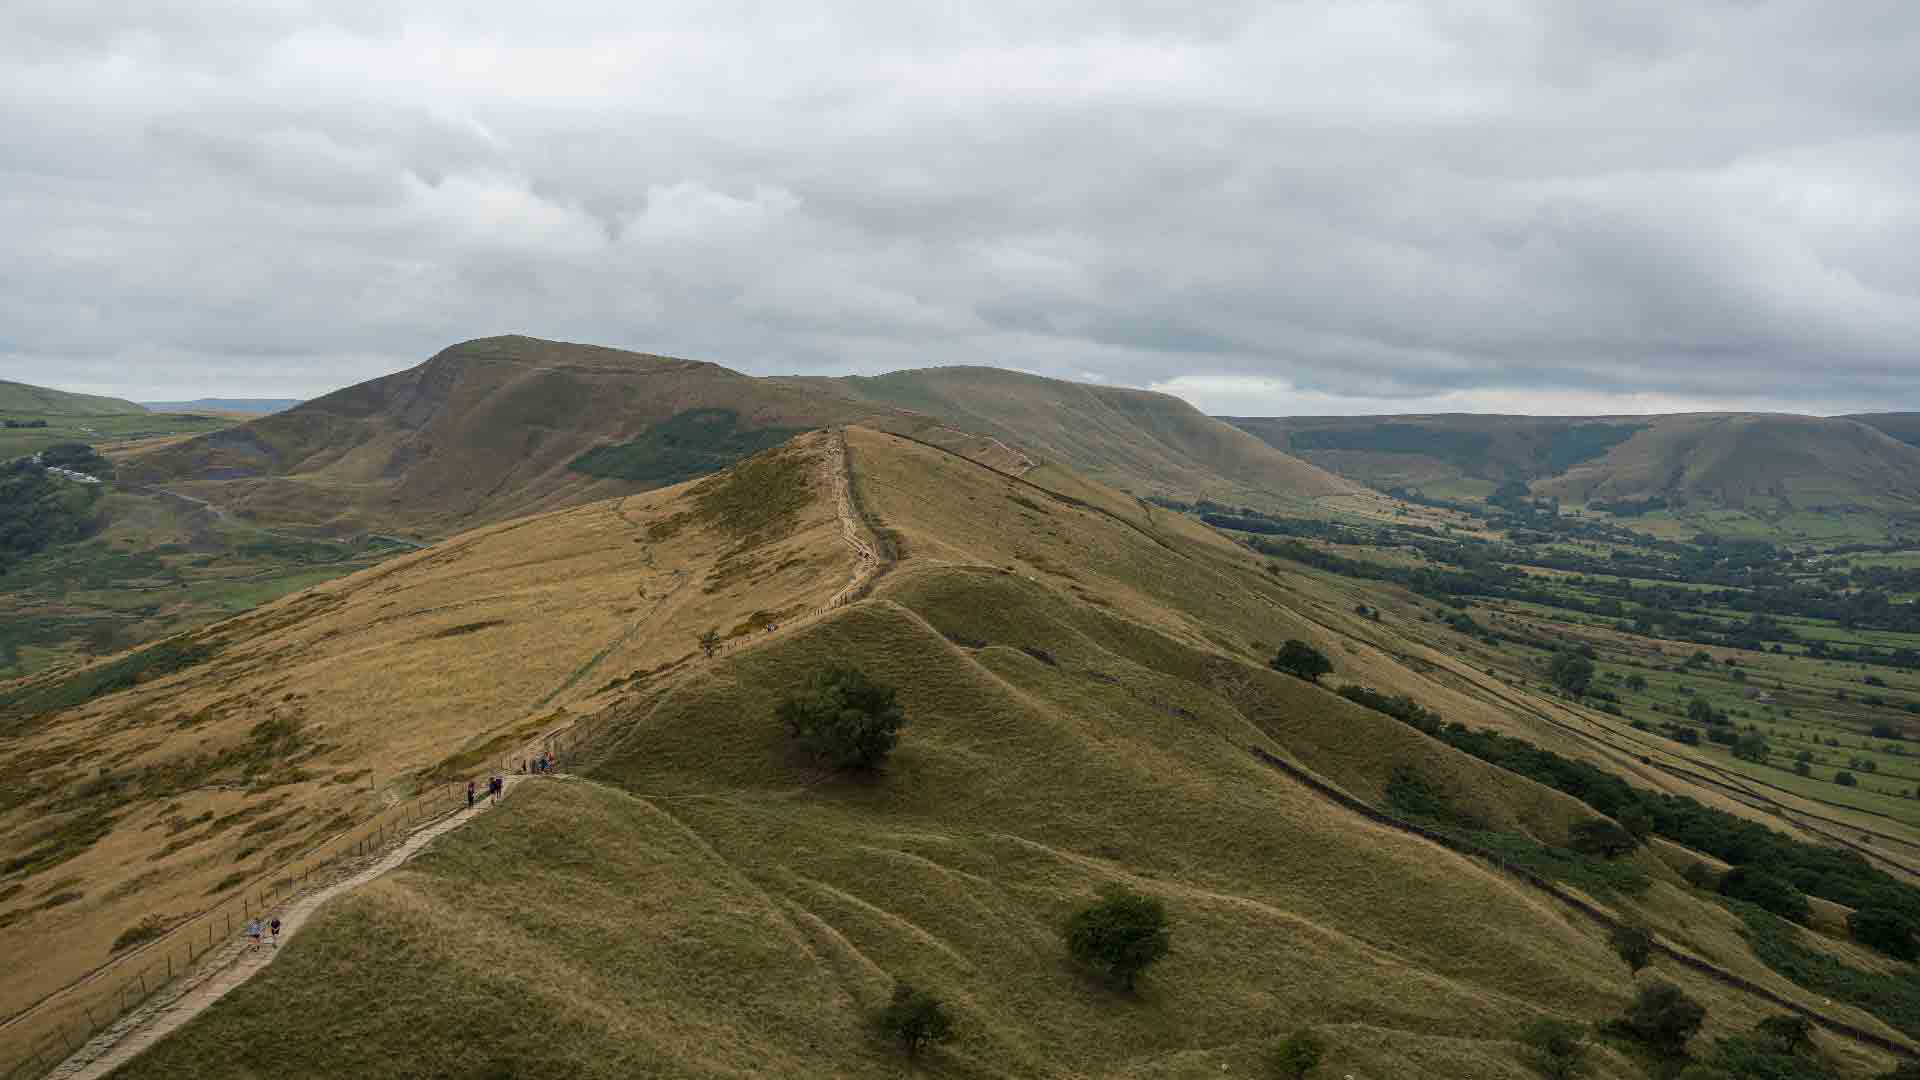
[1855,414,1920,451]
[1230,413,1920,536]
[780,366,1369,512]
[1226,414,1651,499]
[0,381,145,418]
[139,400,304,415]
[115,336,945,536]
[1538,414,1920,511]
[12,429,1918,1077]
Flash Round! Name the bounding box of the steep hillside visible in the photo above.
[781,366,1369,512]
[21,429,1919,1078]
[116,336,947,536]
[0,432,862,1043]
[1230,414,1656,495]
[0,381,145,418]
[1855,414,1920,451]
[1231,413,1920,525]
[1538,414,1920,510]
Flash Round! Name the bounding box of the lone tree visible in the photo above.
[1548,650,1594,698]
[1064,886,1171,991]
[1270,640,1332,683]
[697,629,722,658]
[1615,981,1705,1059]
[1608,921,1654,974]
[1688,697,1716,726]
[874,981,954,1058]
[778,665,906,770]
[1267,1028,1326,1079]
[1517,1017,1588,1079]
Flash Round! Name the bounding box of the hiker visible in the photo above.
[246,918,262,951]
[270,917,282,948]
[489,775,501,803]
[466,780,477,810]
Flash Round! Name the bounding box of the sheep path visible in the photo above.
[48,777,530,1080]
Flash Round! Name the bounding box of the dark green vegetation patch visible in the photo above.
[0,636,220,722]
[568,408,809,488]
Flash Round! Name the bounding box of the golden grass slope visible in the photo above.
[779,366,1369,511]
[0,432,858,1027]
[115,336,943,537]
[88,427,1917,1078]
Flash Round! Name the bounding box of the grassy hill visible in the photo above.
[780,366,1369,513]
[113,338,1114,538]
[1538,414,1920,510]
[0,380,145,418]
[1854,414,1920,451]
[1230,412,1920,540]
[17,429,1917,1077]
[1227,414,1650,501]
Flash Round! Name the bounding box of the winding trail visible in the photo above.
[46,780,527,1080]
[38,427,894,1079]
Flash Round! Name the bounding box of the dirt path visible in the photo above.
[46,778,529,1080]
[823,428,889,609]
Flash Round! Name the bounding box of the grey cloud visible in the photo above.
[2,1,1918,411]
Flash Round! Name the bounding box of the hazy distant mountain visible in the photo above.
[0,379,146,416]
[1228,412,1920,510]
[140,398,305,414]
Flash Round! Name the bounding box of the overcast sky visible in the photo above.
[3,1,1917,415]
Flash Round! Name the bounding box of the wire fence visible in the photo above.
[0,727,592,1080]
[1,432,888,1079]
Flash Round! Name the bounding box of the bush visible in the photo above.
[1270,640,1332,683]
[1267,1028,1325,1079]
[874,981,954,1057]
[1836,771,1859,787]
[1720,866,1813,924]
[776,665,907,770]
[1751,1014,1813,1055]
[1569,819,1636,858]
[1517,1017,1587,1078]
[1549,650,1594,698]
[1064,887,1171,990]
[1609,922,1654,974]
[1615,981,1706,1058]
[1850,908,1919,961]
[108,915,169,954]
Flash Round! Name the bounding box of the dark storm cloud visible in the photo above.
[2,0,1917,413]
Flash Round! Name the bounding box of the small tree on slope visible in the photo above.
[777,664,906,770]
[875,981,954,1058]
[1270,640,1333,683]
[1064,886,1171,991]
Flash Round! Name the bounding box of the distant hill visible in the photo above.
[1853,413,1920,450]
[120,338,1361,537]
[0,379,145,417]
[1538,413,1920,509]
[140,398,304,414]
[117,336,919,534]
[1225,414,1651,494]
[1229,412,1920,514]
[780,366,1362,508]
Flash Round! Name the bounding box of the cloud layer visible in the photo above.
[3,1,1917,413]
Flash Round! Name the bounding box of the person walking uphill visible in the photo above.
[466,780,477,811]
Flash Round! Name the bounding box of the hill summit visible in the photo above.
[116,336,1359,537]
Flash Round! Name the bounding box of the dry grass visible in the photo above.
[14,425,1918,1078]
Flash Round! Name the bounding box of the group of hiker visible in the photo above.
[244,917,280,951]
[466,774,506,809]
